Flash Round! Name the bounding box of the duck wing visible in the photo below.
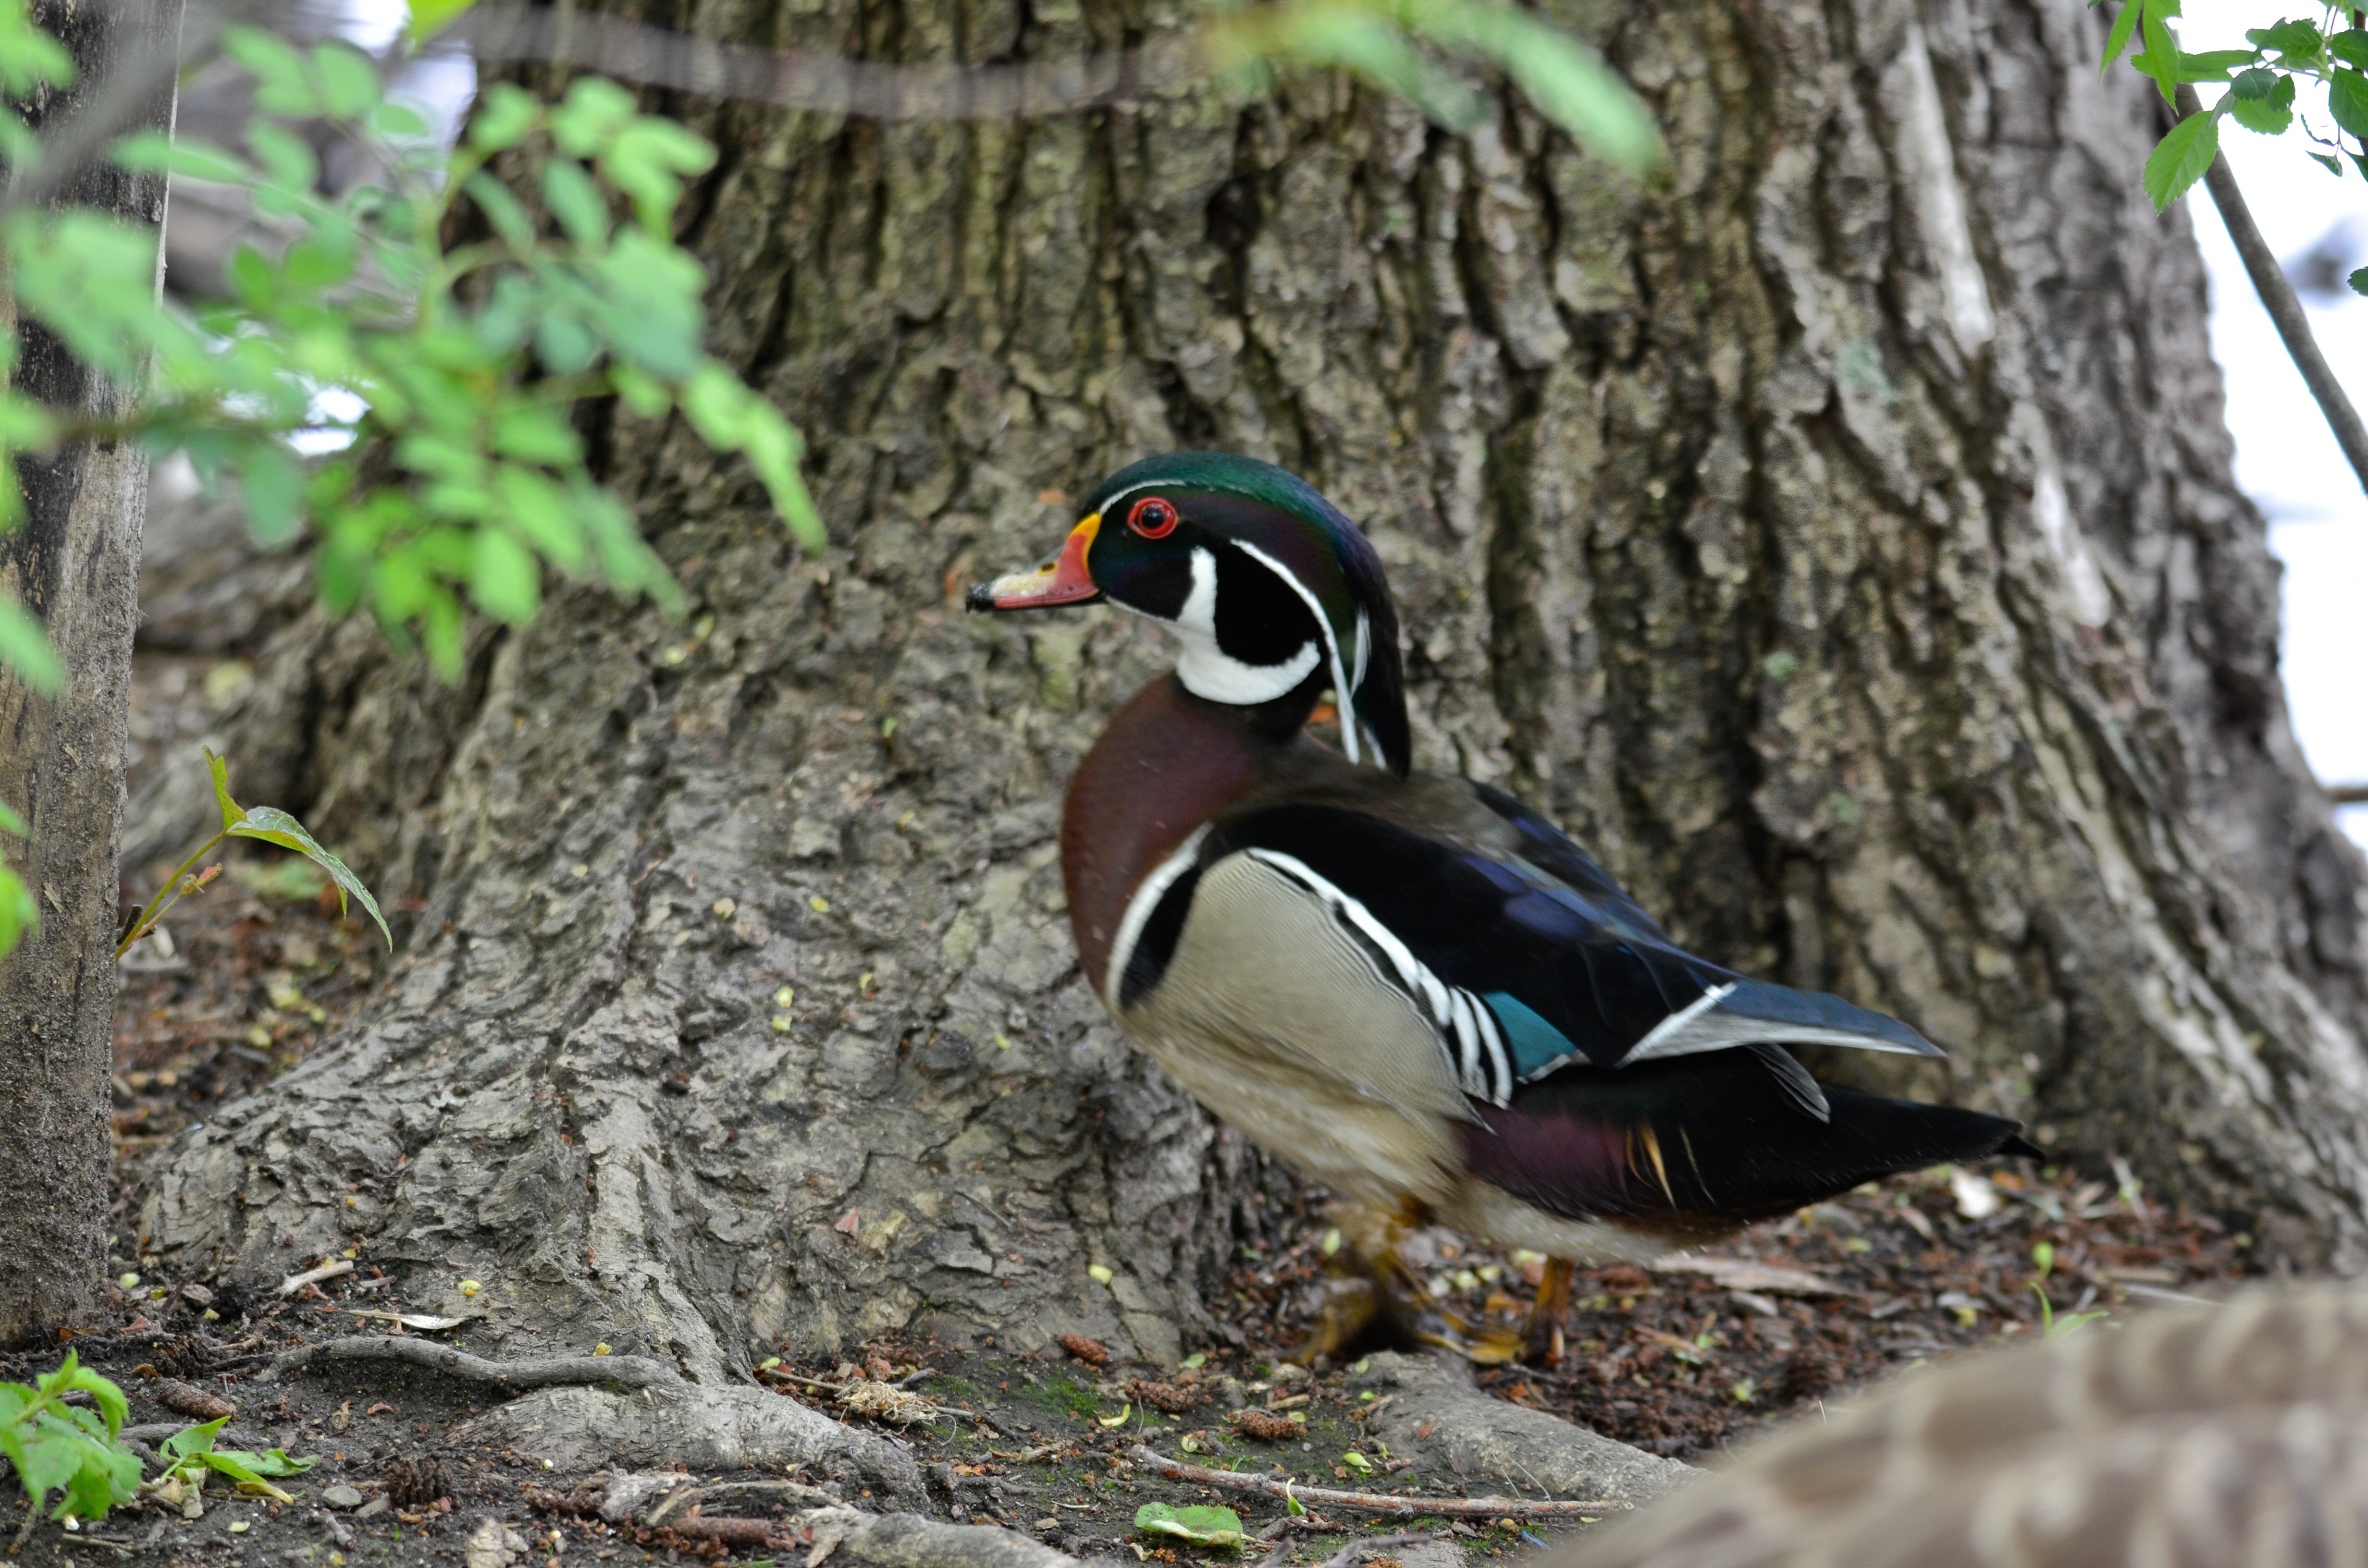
[1143,794,1940,1109]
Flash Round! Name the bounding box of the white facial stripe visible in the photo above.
[1171,547,1323,705]
[1105,824,1212,1012]
[1229,539,1362,766]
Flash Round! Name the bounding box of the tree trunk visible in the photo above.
[132,0,2368,1390]
[0,0,180,1346]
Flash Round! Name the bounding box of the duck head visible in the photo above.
[966,452,1411,775]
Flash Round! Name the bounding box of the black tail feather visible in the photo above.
[1461,1050,2030,1225]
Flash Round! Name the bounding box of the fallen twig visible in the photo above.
[55,1537,135,1558]
[259,1338,678,1390]
[278,1260,355,1298]
[1127,1446,1615,1519]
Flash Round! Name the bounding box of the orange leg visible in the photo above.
[1294,1201,1525,1367]
[1519,1256,1575,1364]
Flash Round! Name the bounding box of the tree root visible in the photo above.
[259,1338,678,1391]
[460,1385,928,1506]
[530,1471,1079,1568]
[1128,1446,1615,1519]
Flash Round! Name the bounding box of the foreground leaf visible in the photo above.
[232,806,391,949]
[1135,1502,1248,1548]
[2143,109,2219,209]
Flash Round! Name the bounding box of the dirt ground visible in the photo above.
[0,647,2265,1568]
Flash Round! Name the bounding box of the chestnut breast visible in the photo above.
[1061,676,1289,998]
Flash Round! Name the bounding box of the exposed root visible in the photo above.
[259,1338,678,1391]
[459,1384,928,1505]
[1128,1446,1614,1519]
[530,1471,1079,1568]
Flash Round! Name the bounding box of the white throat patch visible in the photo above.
[1169,546,1321,705]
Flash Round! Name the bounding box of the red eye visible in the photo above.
[1127,496,1180,539]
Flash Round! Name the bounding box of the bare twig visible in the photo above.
[277,1260,354,1297]
[2174,83,2368,495]
[259,1337,678,1390]
[446,3,1203,121]
[2331,783,2368,806]
[1126,1446,1616,1519]
[55,1537,135,1557]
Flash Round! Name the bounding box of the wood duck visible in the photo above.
[969,452,2035,1363]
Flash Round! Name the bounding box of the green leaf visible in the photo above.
[204,748,246,833]
[468,526,542,624]
[469,83,541,152]
[372,100,432,140]
[2334,29,2368,69]
[2330,68,2368,139]
[161,1418,229,1461]
[0,801,24,836]
[2349,266,2368,296]
[1134,1503,1247,1548]
[2135,0,2183,101]
[463,172,536,248]
[493,466,587,572]
[311,41,382,118]
[1407,0,1659,171]
[2227,70,2294,132]
[222,25,318,116]
[57,1364,127,1437]
[0,590,64,695]
[2250,18,2323,57]
[408,0,481,44]
[240,443,306,547]
[2311,150,2345,174]
[229,807,391,949]
[2176,48,2254,80]
[2142,106,2218,208]
[247,121,322,197]
[2227,97,2292,134]
[602,117,717,229]
[492,404,582,466]
[679,362,826,553]
[2101,0,2143,75]
[542,159,610,245]
[0,861,34,959]
[550,76,638,158]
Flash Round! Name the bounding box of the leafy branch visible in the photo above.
[2104,0,2368,224]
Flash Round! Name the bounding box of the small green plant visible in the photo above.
[147,1417,315,1511]
[116,748,389,959]
[2029,1282,2109,1340]
[0,1353,141,1528]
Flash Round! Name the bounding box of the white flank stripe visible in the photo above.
[1244,848,1511,1102]
[1105,825,1212,1013]
[1448,988,1483,1093]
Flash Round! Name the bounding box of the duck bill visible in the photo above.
[966,515,1102,612]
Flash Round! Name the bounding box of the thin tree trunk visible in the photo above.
[0,0,181,1344]
[127,0,2368,1410]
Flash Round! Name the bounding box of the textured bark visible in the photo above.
[0,0,179,1345]
[131,0,2368,1384]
